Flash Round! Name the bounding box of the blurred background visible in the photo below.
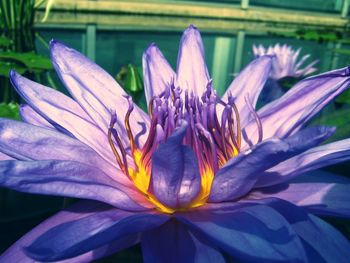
[1,0,350,261]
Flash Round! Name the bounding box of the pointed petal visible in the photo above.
[0,201,142,263]
[245,66,350,140]
[177,202,307,262]
[255,137,350,187]
[176,25,210,96]
[143,43,175,105]
[221,56,272,125]
[50,40,150,146]
[0,160,147,211]
[10,71,119,167]
[261,198,350,263]
[19,104,53,129]
[142,220,225,263]
[250,170,350,218]
[209,126,335,202]
[25,208,168,261]
[151,122,201,209]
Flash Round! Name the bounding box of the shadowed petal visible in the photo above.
[250,170,350,218]
[10,71,119,167]
[176,25,210,96]
[50,40,150,146]
[151,122,201,209]
[255,138,350,187]
[177,202,306,262]
[245,66,350,140]
[221,56,272,125]
[142,220,225,263]
[0,160,149,211]
[0,201,143,263]
[209,126,335,202]
[143,43,175,105]
[25,208,168,261]
[0,152,13,160]
[20,104,53,129]
[261,198,350,263]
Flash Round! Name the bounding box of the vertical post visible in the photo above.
[342,0,349,18]
[86,24,96,61]
[241,0,249,9]
[211,37,235,95]
[234,30,245,74]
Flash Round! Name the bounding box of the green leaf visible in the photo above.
[0,36,11,48]
[0,103,20,120]
[336,88,350,104]
[0,61,26,77]
[0,52,52,72]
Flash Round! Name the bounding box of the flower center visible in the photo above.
[108,83,262,213]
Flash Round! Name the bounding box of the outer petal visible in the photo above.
[19,104,53,129]
[142,220,225,263]
[25,208,168,261]
[10,71,119,168]
[0,159,147,211]
[0,201,140,263]
[143,43,175,105]
[176,25,210,96]
[177,202,307,262]
[151,123,201,209]
[0,152,13,160]
[209,126,335,202]
[255,138,350,187]
[0,118,121,180]
[221,56,272,125]
[50,40,150,146]
[250,170,350,218]
[245,66,350,140]
[261,198,350,263]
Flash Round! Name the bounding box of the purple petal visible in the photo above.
[177,202,307,262]
[221,56,272,125]
[261,198,350,263]
[209,126,335,202]
[142,220,225,263]
[143,43,175,105]
[20,104,54,129]
[50,40,150,146]
[0,152,13,160]
[151,122,201,209]
[10,71,119,167]
[176,25,210,96]
[245,66,350,140]
[0,201,140,263]
[255,137,350,187]
[250,170,350,218]
[0,159,148,211]
[25,208,168,261]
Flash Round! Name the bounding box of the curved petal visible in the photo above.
[209,126,335,202]
[142,220,225,263]
[143,43,175,105]
[221,56,272,125]
[177,202,307,262]
[19,104,53,129]
[0,152,13,160]
[25,208,168,261]
[0,200,140,263]
[0,118,123,180]
[245,66,350,140]
[255,138,350,187]
[0,159,149,211]
[261,198,350,263]
[151,123,201,209]
[10,71,119,168]
[176,25,210,96]
[250,170,350,218]
[50,40,150,146]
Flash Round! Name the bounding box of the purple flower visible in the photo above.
[253,43,318,80]
[1,25,350,262]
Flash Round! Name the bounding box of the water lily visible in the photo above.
[1,25,350,262]
[253,43,318,80]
